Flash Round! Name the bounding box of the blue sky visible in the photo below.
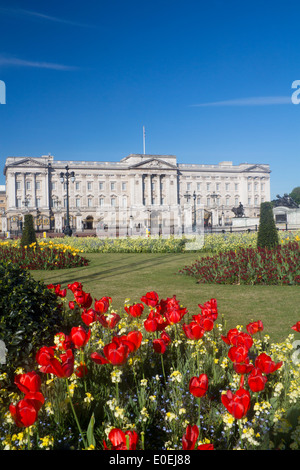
[0,0,299,198]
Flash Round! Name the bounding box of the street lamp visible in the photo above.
[60,165,75,236]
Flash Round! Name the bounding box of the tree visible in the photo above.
[257,202,279,249]
[20,213,37,247]
[289,187,300,205]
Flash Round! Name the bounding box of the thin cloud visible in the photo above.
[0,56,78,71]
[0,7,92,28]
[191,96,291,107]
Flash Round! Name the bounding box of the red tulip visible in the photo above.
[183,321,205,340]
[292,321,300,332]
[246,320,264,335]
[140,291,159,308]
[75,362,88,378]
[193,314,214,332]
[221,388,251,419]
[197,443,214,450]
[91,339,130,365]
[74,290,93,309]
[98,312,120,329]
[70,326,91,349]
[14,371,41,394]
[165,306,187,325]
[54,332,73,351]
[182,424,199,450]
[47,283,66,298]
[36,346,74,378]
[228,345,249,364]
[255,353,282,374]
[153,338,167,354]
[68,282,83,293]
[198,298,218,321]
[160,330,171,345]
[81,308,98,326]
[103,428,139,450]
[124,303,144,317]
[189,374,209,398]
[221,328,240,345]
[9,397,40,428]
[122,331,143,352]
[233,359,254,375]
[247,367,267,392]
[144,310,168,332]
[94,296,112,314]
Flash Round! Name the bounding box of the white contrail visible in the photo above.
[191,96,291,107]
[0,56,78,71]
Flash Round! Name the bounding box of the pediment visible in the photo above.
[129,157,177,170]
[243,164,270,173]
[5,157,49,170]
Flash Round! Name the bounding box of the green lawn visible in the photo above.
[31,252,300,344]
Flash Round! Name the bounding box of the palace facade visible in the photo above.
[2,153,271,236]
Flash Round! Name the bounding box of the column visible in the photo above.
[157,174,161,206]
[148,174,152,206]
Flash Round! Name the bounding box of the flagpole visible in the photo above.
[143,126,146,154]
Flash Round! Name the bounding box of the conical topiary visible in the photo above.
[20,213,37,247]
[257,202,279,249]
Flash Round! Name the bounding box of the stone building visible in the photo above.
[3,153,271,236]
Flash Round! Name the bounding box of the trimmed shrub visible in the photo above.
[0,262,65,380]
[20,213,37,247]
[257,202,279,249]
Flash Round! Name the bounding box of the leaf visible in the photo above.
[86,413,96,448]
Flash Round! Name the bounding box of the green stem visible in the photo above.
[65,379,87,449]
[27,427,31,450]
[161,354,166,382]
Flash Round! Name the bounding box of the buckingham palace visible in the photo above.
[2,153,271,237]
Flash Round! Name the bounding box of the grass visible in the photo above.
[31,252,300,344]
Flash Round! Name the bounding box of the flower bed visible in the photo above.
[1,285,300,450]
[0,241,89,270]
[42,236,188,253]
[179,241,300,285]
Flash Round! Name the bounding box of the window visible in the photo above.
[76,198,80,208]
[122,197,127,207]
[235,197,239,206]
[36,181,41,190]
[26,181,31,190]
[16,181,21,190]
[64,198,67,208]
[99,197,104,207]
[122,182,127,191]
[207,197,210,206]
[76,182,80,191]
[187,183,191,191]
[88,198,93,207]
[206,183,210,191]
[197,183,201,190]
[226,198,230,206]
[261,183,264,191]
[51,182,56,190]
[254,182,258,191]
[197,197,201,205]
[16,198,21,208]
[248,197,251,205]
[255,196,258,205]
[111,182,116,191]
[111,197,116,207]
[99,182,104,190]
[87,182,93,191]
[235,183,239,191]
[225,183,230,191]
[248,183,251,191]
[216,183,220,191]
[36,198,41,208]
